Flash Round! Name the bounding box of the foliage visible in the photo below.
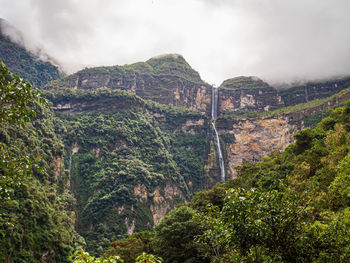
[135,252,163,263]
[0,62,80,262]
[153,206,209,263]
[219,76,271,91]
[196,188,312,262]
[104,232,155,263]
[217,86,350,123]
[193,102,350,262]
[71,250,123,263]
[0,59,47,205]
[51,88,208,256]
[0,60,47,125]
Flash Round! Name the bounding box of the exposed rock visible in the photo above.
[221,116,298,178]
[72,142,79,154]
[180,119,205,134]
[218,76,282,114]
[279,77,350,106]
[150,183,185,224]
[45,54,212,114]
[125,218,136,235]
[54,156,62,178]
[134,184,148,202]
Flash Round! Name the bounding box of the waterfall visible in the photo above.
[68,151,73,191]
[211,86,225,181]
[212,86,218,119]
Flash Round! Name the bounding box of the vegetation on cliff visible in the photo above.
[43,54,210,113]
[219,76,271,91]
[102,101,350,262]
[49,87,209,256]
[0,62,81,262]
[2,40,350,262]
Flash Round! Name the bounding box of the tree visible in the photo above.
[153,206,209,263]
[71,250,124,263]
[0,60,47,238]
[0,60,47,201]
[196,188,312,262]
[135,252,163,263]
[104,231,155,263]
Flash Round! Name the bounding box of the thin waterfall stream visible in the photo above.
[211,86,225,181]
[68,151,73,191]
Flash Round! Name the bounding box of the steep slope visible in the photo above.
[46,88,210,255]
[190,102,350,262]
[0,19,61,87]
[0,63,81,262]
[218,76,283,114]
[217,87,350,177]
[217,75,350,115]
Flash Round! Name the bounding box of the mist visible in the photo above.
[1,0,350,86]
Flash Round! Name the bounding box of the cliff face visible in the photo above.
[46,54,212,114]
[49,87,209,254]
[216,86,350,178]
[217,116,298,177]
[280,77,350,106]
[218,76,283,114]
[217,76,350,116]
[43,53,350,255]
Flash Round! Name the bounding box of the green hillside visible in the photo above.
[0,20,61,88]
[102,101,350,263]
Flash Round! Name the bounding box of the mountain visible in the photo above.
[0,19,62,87]
[41,55,350,255]
[44,54,212,114]
[2,28,350,260]
[43,55,213,254]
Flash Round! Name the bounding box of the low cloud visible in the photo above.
[1,0,350,85]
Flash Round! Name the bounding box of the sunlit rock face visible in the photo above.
[218,76,283,114]
[217,115,298,178]
[216,85,350,178]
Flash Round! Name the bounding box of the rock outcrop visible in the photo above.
[218,76,283,114]
[218,116,298,178]
[45,54,212,114]
[217,86,350,178]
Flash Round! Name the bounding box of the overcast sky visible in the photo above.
[1,0,350,85]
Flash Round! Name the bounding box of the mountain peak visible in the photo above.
[146,53,202,84]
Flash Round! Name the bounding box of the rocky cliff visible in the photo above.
[218,76,283,114]
[217,75,350,116]
[43,53,350,255]
[45,54,212,114]
[47,87,209,254]
[216,86,350,178]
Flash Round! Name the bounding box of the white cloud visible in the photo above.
[1,0,350,85]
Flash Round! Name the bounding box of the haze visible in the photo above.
[1,0,350,85]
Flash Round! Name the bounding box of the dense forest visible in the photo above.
[94,99,350,262]
[1,29,350,262]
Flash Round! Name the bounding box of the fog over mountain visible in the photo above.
[1,0,350,85]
